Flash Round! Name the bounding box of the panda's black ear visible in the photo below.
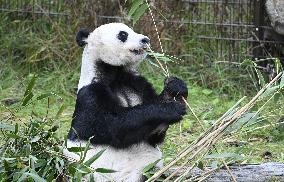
[76,28,90,47]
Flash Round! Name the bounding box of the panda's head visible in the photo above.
[76,23,150,66]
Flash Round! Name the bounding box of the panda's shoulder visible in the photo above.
[78,82,106,94]
[77,82,118,107]
[76,82,104,101]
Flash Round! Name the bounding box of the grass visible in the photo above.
[0,10,284,181]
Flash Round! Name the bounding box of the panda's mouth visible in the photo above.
[130,47,147,55]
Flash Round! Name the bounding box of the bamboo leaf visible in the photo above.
[84,148,106,166]
[241,59,254,67]
[36,93,54,100]
[128,0,144,17]
[132,3,148,25]
[197,161,204,170]
[148,60,160,68]
[95,168,117,173]
[64,135,68,148]
[22,92,34,106]
[75,165,92,174]
[274,59,282,74]
[255,69,265,87]
[245,113,260,126]
[89,174,95,182]
[74,171,82,182]
[143,159,160,174]
[148,52,172,62]
[68,164,77,175]
[202,89,213,95]
[226,112,258,133]
[259,86,279,99]
[14,123,19,134]
[67,147,87,153]
[24,74,37,97]
[55,104,65,119]
[6,133,22,139]
[80,139,92,162]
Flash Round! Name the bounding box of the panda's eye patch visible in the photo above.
[117,31,128,43]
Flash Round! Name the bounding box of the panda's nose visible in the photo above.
[141,37,150,45]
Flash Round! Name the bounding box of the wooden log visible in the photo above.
[169,162,284,182]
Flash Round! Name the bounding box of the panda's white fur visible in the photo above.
[65,141,162,182]
[65,23,163,182]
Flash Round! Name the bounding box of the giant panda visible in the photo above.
[65,23,188,182]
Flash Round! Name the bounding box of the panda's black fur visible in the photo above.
[68,59,188,148]
[76,28,90,47]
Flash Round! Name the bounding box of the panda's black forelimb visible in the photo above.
[68,61,188,149]
[68,83,185,148]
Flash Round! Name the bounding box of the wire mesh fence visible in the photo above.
[0,0,67,16]
[1,0,283,64]
[180,0,283,64]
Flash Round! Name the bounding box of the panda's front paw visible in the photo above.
[161,101,187,124]
[163,76,188,102]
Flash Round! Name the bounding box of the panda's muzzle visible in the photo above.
[129,47,148,55]
[130,37,150,55]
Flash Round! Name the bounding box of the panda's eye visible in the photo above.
[117,31,128,43]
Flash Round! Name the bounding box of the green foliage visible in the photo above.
[143,159,160,174]
[0,117,65,181]
[142,160,165,181]
[0,78,115,181]
[66,144,115,181]
[128,0,148,25]
[0,76,67,181]
[147,52,173,65]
